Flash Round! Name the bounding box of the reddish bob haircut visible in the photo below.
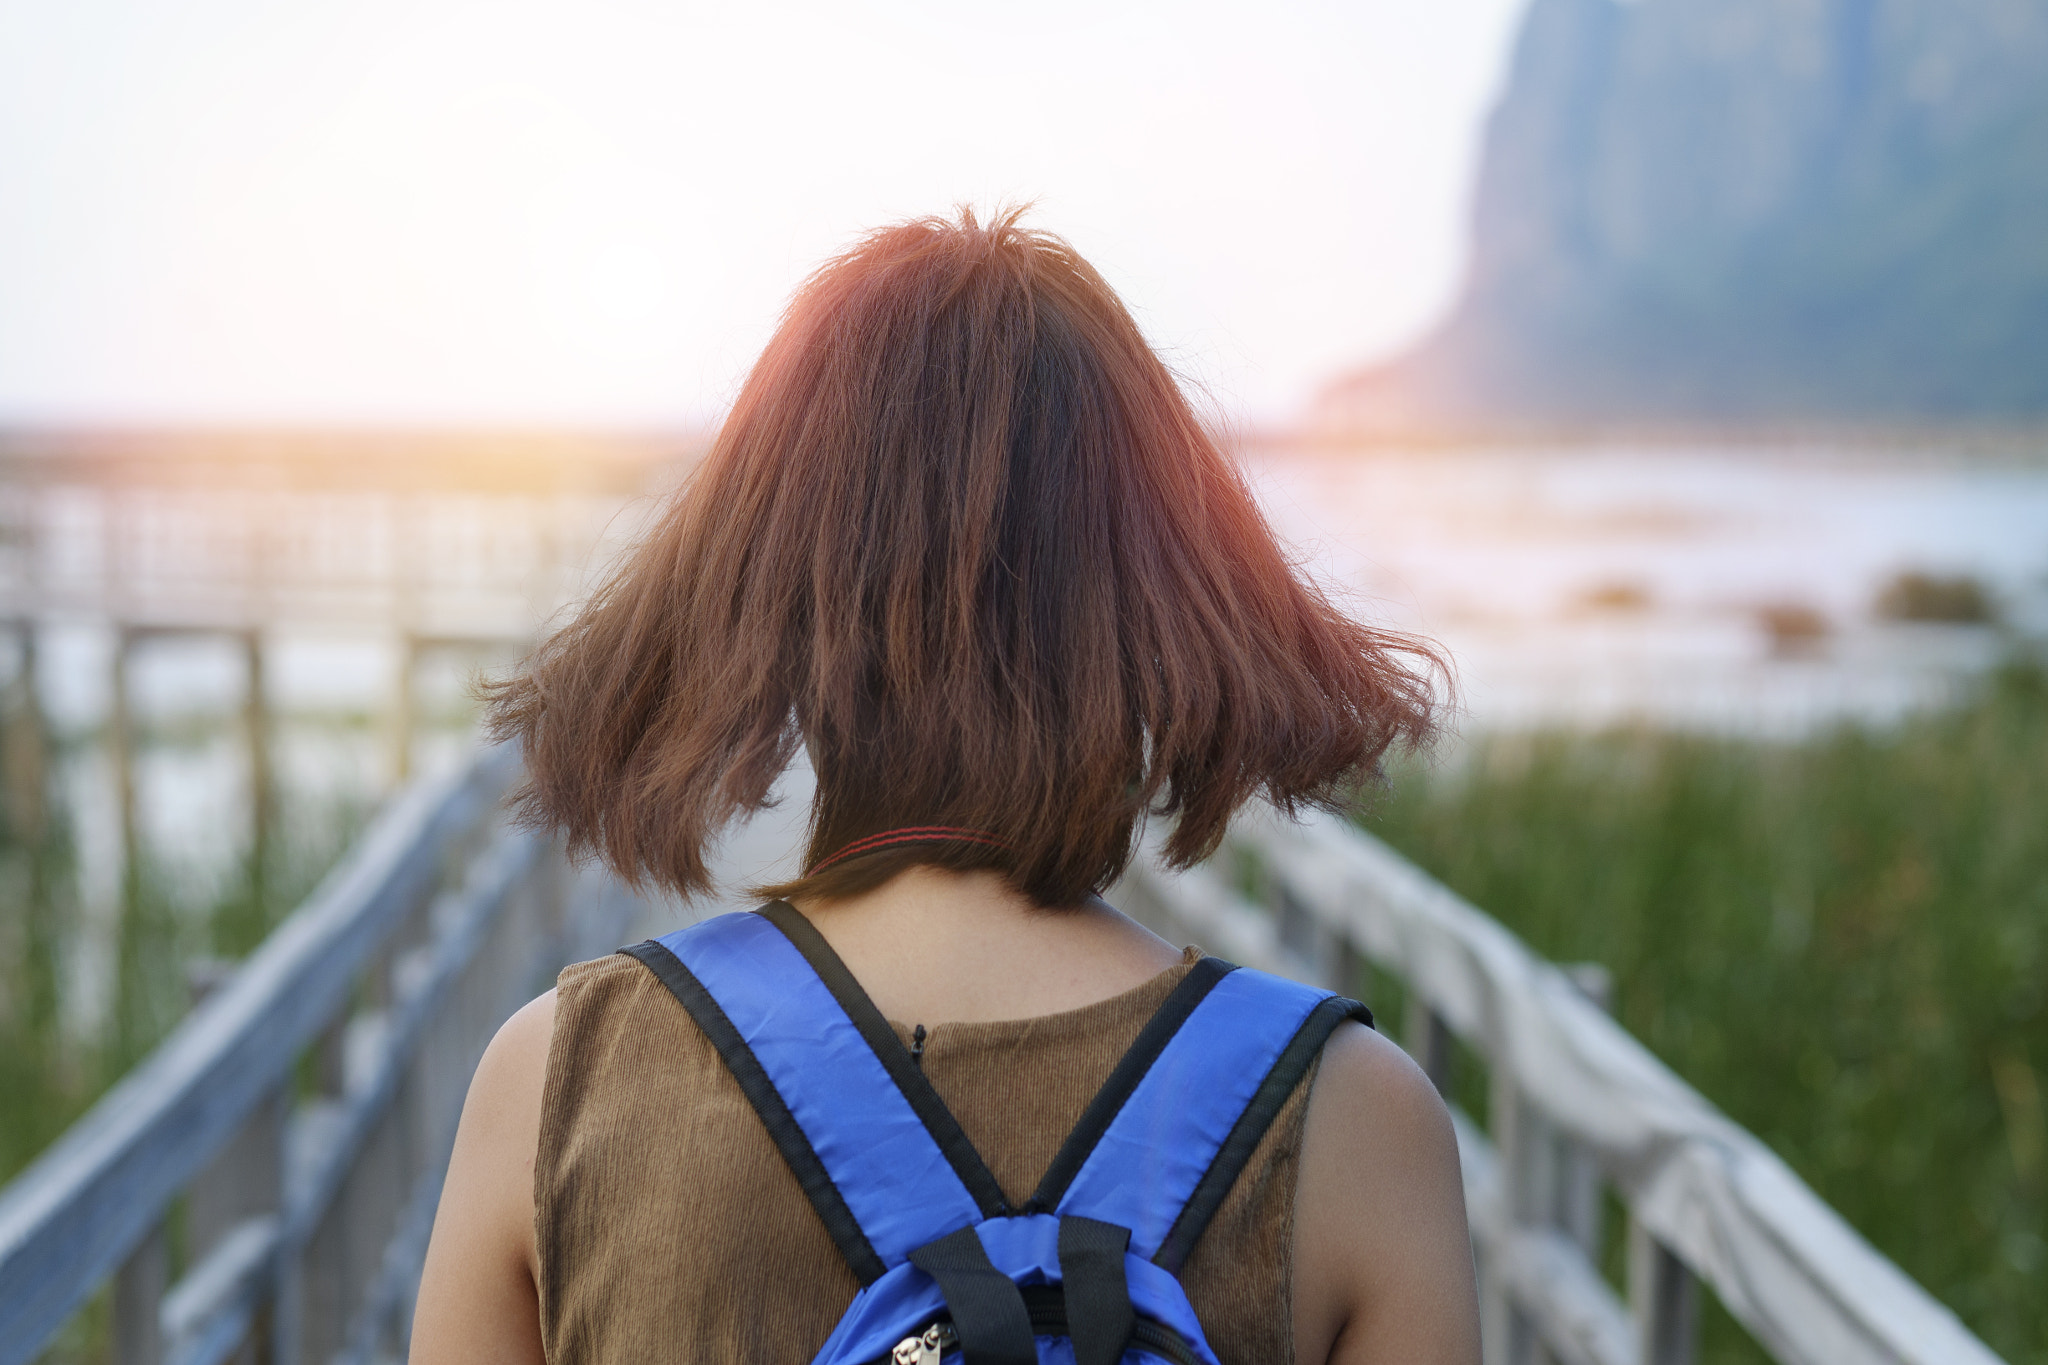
[487,209,1442,908]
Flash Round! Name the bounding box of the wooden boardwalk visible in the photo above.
[0,742,2009,1365]
[0,436,2011,1365]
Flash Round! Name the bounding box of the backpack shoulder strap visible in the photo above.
[619,906,1006,1284]
[1030,959,1371,1271]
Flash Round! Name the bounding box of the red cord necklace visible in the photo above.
[807,825,1011,876]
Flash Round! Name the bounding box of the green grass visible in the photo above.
[1363,661,2048,1363]
[0,707,401,1365]
[0,752,369,1190]
[0,796,80,1188]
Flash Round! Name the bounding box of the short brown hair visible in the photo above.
[487,209,1443,907]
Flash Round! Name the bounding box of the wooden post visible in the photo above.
[294,1003,354,1364]
[389,632,416,788]
[294,1197,349,1365]
[4,620,47,844]
[389,489,421,792]
[179,959,282,1365]
[313,1015,349,1099]
[1271,878,1327,979]
[112,1225,167,1365]
[1481,963,1617,1365]
[1630,1221,1699,1365]
[1333,940,1368,1008]
[109,625,148,1062]
[349,1089,409,1355]
[1404,995,1455,1098]
[188,1096,284,1365]
[111,625,138,917]
[186,968,286,1256]
[5,621,56,1044]
[1558,964,1613,1260]
[1484,1066,1545,1365]
[242,630,271,920]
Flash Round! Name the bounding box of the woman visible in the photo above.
[411,210,1479,1365]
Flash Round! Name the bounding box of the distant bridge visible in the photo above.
[0,432,680,933]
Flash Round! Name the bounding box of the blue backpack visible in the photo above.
[621,901,1370,1365]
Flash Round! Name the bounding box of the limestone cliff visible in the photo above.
[1330,0,2048,426]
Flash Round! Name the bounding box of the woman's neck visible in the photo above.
[789,865,1185,1025]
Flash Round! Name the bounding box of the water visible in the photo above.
[8,441,2047,1073]
[4,627,490,1048]
[1244,442,2048,735]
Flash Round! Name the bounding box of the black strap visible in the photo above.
[1151,994,1373,1274]
[908,1228,1038,1365]
[756,901,1012,1218]
[1057,1216,1133,1365]
[1028,956,1234,1212]
[618,940,888,1284]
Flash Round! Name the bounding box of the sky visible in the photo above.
[0,0,1527,429]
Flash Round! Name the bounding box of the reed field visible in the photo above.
[0,792,75,1190]
[0,747,370,1191]
[1365,659,2048,1364]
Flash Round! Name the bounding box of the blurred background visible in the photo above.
[0,1,2043,1361]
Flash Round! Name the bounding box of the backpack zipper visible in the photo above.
[889,1322,954,1365]
[876,1287,1199,1365]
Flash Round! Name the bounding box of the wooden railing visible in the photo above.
[1115,805,2007,1365]
[0,744,642,1365]
[1,749,2007,1365]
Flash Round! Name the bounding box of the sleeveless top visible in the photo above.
[535,944,1317,1365]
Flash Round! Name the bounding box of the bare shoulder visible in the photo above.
[483,987,559,1090]
[409,989,557,1365]
[457,988,557,1169]
[446,986,556,1242]
[1296,1023,1464,1262]
[467,988,557,1239]
[1305,1020,1450,1144]
[1291,1023,1480,1365]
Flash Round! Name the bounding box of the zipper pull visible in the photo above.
[891,1322,953,1365]
[910,1024,927,1068]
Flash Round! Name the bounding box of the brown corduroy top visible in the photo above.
[536,943,1315,1365]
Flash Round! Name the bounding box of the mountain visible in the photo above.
[1326,0,2048,429]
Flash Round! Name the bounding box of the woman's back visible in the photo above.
[412,868,1478,1365]
[406,210,1478,1363]
[538,938,1315,1361]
